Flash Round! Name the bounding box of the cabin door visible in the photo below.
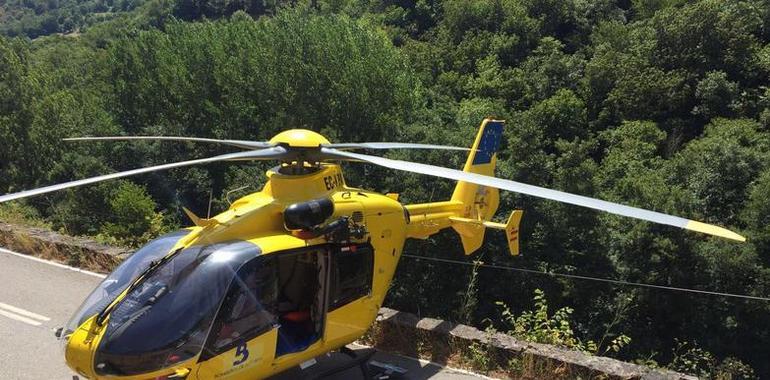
[196,255,279,379]
[274,246,329,357]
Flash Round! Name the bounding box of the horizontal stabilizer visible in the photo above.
[488,210,523,256]
[450,209,523,255]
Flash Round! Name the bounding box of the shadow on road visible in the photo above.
[267,344,457,380]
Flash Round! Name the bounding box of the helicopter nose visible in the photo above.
[63,321,100,380]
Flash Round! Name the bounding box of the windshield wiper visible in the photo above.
[95,251,178,326]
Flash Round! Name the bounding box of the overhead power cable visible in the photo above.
[400,253,770,302]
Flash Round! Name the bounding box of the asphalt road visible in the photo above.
[0,247,488,380]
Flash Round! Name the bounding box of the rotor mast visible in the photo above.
[268,129,330,174]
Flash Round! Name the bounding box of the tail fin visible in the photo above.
[450,118,504,254]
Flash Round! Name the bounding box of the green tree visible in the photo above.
[692,71,740,120]
[100,181,167,246]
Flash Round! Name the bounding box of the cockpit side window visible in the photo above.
[203,256,279,358]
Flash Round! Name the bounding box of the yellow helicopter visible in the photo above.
[0,119,745,380]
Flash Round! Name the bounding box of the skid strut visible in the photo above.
[311,346,406,380]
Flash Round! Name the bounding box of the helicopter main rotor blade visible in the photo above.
[64,136,273,150]
[0,147,287,204]
[66,136,468,151]
[324,142,470,151]
[321,148,745,242]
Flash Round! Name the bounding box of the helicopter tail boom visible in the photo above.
[404,119,518,254]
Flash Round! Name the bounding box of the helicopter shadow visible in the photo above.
[267,309,481,380]
[267,339,465,380]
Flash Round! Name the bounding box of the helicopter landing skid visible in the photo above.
[310,346,407,380]
[367,360,408,379]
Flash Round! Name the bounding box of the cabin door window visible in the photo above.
[329,244,374,311]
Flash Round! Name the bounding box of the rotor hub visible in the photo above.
[269,129,330,148]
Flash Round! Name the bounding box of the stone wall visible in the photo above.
[0,222,129,272]
[369,307,696,380]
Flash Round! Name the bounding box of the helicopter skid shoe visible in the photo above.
[367,360,408,380]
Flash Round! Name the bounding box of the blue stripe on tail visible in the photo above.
[472,121,503,165]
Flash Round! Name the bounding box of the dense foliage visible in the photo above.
[0,0,148,38]
[2,0,770,377]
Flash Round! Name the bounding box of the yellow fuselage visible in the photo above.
[65,163,415,379]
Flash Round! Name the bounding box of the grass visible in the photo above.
[0,203,51,229]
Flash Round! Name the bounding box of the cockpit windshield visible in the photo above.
[63,230,189,337]
[94,240,260,376]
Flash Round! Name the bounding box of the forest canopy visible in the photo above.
[1,0,770,378]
